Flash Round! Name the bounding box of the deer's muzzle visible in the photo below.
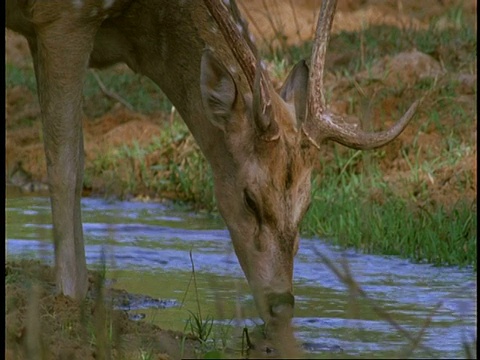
[267,292,295,320]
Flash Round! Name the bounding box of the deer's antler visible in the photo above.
[203,0,278,139]
[303,0,419,150]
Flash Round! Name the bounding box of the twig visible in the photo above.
[238,2,271,54]
[91,69,134,111]
[288,0,303,45]
[189,249,203,322]
[261,0,289,57]
[242,327,254,354]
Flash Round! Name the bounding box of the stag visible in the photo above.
[6,0,418,330]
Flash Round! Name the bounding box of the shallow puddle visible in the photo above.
[6,195,476,358]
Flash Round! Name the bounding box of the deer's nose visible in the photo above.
[268,292,295,319]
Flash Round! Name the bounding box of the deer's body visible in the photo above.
[7,0,417,333]
[7,0,300,322]
[8,0,242,157]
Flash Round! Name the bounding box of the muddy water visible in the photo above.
[6,195,476,359]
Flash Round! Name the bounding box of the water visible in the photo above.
[5,195,477,358]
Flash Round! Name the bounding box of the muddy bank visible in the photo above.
[5,260,199,360]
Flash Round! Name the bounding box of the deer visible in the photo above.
[6,0,418,333]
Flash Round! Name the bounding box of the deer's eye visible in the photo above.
[243,189,259,216]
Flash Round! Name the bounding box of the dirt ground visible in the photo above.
[5,260,199,360]
[5,0,477,359]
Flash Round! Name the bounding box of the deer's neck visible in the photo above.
[93,0,247,175]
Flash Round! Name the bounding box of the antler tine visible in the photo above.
[303,0,418,150]
[203,0,274,135]
[203,0,262,91]
[307,0,337,119]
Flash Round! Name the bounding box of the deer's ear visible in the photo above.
[200,50,237,130]
[279,60,309,126]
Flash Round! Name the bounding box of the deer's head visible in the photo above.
[200,0,418,327]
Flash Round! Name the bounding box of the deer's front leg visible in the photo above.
[32,18,100,301]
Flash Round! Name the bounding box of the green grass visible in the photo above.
[180,250,233,358]
[302,158,477,269]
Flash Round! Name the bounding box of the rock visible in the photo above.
[358,49,445,87]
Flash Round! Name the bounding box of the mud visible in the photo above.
[5,260,198,359]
